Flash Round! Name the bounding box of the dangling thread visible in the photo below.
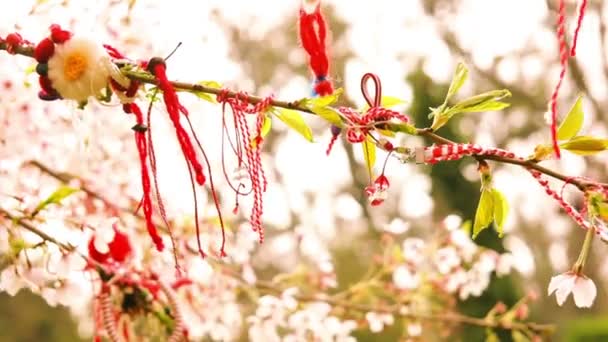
[549,0,588,159]
[129,103,164,251]
[570,0,588,57]
[218,90,271,244]
[299,1,334,96]
[549,0,568,159]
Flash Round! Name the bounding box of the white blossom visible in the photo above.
[47,37,127,102]
[365,312,394,333]
[393,265,420,290]
[548,271,597,308]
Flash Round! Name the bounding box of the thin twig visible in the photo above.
[0,207,74,251]
[228,268,554,335]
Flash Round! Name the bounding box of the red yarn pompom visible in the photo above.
[108,230,132,263]
[314,80,333,96]
[34,38,55,63]
[5,33,22,46]
[49,24,72,44]
[87,228,133,264]
[38,76,55,94]
[87,238,109,264]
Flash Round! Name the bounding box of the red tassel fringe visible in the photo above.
[130,103,164,251]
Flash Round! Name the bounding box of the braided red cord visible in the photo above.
[570,0,588,57]
[299,2,334,96]
[549,0,568,159]
[130,103,164,251]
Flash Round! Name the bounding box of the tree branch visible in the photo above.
[1,42,605,193]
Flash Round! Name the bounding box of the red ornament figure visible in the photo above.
[299,0,334,96]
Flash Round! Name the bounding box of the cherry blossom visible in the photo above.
[548,271,597,308]
[366,312,395,333]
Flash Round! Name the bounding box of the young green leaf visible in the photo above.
[557,95,584,141]
[446,62,469,102]
[473,190,494,239]
[560,136,608,155]
[189,81,222,103]
[32,185,79,217]
[251,115,272,148]
[449,90,511,114]
[306,88,344,107]
[310,106,343,126]
[273,108,314,142]
[361,95,408,111]
[492,189,509,237]
[362,137,376,178]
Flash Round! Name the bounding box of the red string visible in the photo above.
[218,91,271,244]
[152,63,206,185]
[299,2,334,96]
[570,0,588,57]
[549,0,568,159]
[129,103,164,251]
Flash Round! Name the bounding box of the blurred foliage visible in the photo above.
[0,291,84,342]
[563,316,608,342]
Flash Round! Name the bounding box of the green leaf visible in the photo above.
[189,81,222,103]
[273,108,314,142]
[473,190,494,239]
[560,136,608,155]
[390,122,418,135]
[431,90,511,131]
[362,95,407,111]
[492,189,509,237]
[362,137,376,177]
[511,331,531,342]
[450,90,511,114]
[251,115,272,148]
[261,114,272,138]
[557,95,584,141]
[199,80,222,89]
[310,106,343,126]
[446,63,468,102]
[32,185,79,216]
[306,88,344,107]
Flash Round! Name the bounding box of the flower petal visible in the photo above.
[573,276,597,308]
[548,273,570,295]
[554,274,576,306]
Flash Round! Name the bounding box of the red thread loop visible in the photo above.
[299,2,334,96]
[337,73,410,144]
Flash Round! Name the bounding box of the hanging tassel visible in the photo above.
[129,102,164,251]
[147,57,206,186]
[299,1,334,96]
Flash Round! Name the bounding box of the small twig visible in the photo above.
[0,207,74,251]
[227,268,554,335]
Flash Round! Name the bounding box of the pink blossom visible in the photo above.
[548,271,596,308]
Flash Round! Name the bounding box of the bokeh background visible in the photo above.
[1,0,608,340]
